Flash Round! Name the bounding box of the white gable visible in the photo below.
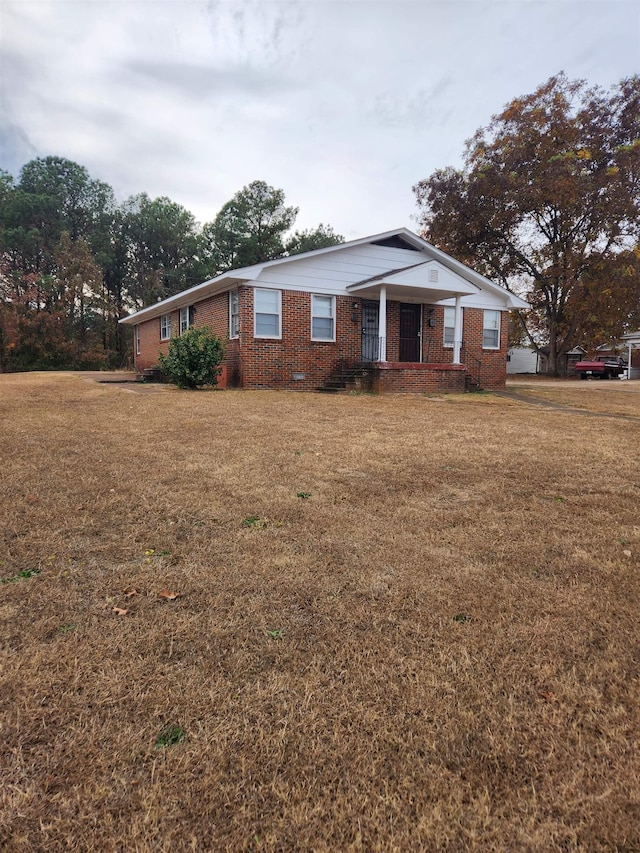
[252,243,425,294]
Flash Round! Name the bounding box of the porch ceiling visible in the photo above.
[346,262,478,303]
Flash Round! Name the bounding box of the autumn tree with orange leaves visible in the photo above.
[414,73,640,375]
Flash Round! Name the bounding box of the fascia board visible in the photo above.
[119,273,241,325]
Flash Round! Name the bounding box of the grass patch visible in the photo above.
[0,372,639,850]
[154,724,186,749]
[0,568,40,584]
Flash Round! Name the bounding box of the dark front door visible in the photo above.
[362,300,380,362]
[399,303,421,362]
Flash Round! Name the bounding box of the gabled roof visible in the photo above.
[119,227,528,325]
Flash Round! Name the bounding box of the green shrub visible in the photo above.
[158,327,225,389]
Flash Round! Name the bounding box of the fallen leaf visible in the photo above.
[623,549,632,558]
[124,588,139,597]
[112,607,128,616]
[26,494,39,503]
[538,690,556,702]
[158,589,182,600]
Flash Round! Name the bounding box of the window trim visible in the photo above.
[160,314,171,341]
[135,324,141,355]
[482,309,501,350]
[229,289,239,339]
[254,288,282,339]
[311,294,336,342]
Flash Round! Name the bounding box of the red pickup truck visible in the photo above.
[575,356,627,380]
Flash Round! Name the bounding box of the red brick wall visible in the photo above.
[460,307,509,390]
[385,301,401,362]
[418,305,508,389]
[135,311,178,372]
[238,289,362,390]
[134,294,230,373]
[421,305,450,363]
[365,363,466,394]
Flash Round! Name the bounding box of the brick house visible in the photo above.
[120,228,528,392]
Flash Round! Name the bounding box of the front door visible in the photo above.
[362,301,380,362]
[399,303,422,362]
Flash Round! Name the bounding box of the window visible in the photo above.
[311,295,335,341]
[229,290,239,338]
[254,288,281,338]
[483,310,501,349]
[180,306,194,335]
[160,314,171,341]
[443,307,455,347]
[135,325,140,355]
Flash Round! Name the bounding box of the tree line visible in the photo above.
[0,165,343,371]
[3,73,639,375]
[414,73,640,374]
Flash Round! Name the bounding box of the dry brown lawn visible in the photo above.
[1,373,639,852]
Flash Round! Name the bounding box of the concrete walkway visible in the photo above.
[497,385,640,422]
[73,371,138,383]
[72,371,170,394]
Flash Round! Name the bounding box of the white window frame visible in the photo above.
[135,324,141,355]
[443,306,457,348]
[254,288,281,339]
[229,290,239,339]
[179,307,191,336]
[483,309,501,350]
[160,314,171,341]
[311,294,336,342]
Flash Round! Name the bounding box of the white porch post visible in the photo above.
[628,343,633,379]
[453,296,462,365]
[379,285,387,362]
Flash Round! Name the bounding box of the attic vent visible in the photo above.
[429,269,439,283]
[370,236,421,251]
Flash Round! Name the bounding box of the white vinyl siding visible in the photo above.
[483,310,500,349]
[443,307,455,347]
[254,288,281,338]
[229,290,239,338]
[311,295,335,341]
[160,314,171,341]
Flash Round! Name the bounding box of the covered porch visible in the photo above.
[347,260,478,365]
[344,261,479,391]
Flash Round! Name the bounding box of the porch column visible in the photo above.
[453,296,462,364]
[628,343,633,379]
[379,285,387,362]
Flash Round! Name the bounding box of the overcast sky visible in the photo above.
[1,0,639,239]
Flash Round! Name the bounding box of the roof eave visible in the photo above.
[118,271,243,325]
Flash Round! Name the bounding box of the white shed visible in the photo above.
[507,346,538,374]
[621,331,640,379]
